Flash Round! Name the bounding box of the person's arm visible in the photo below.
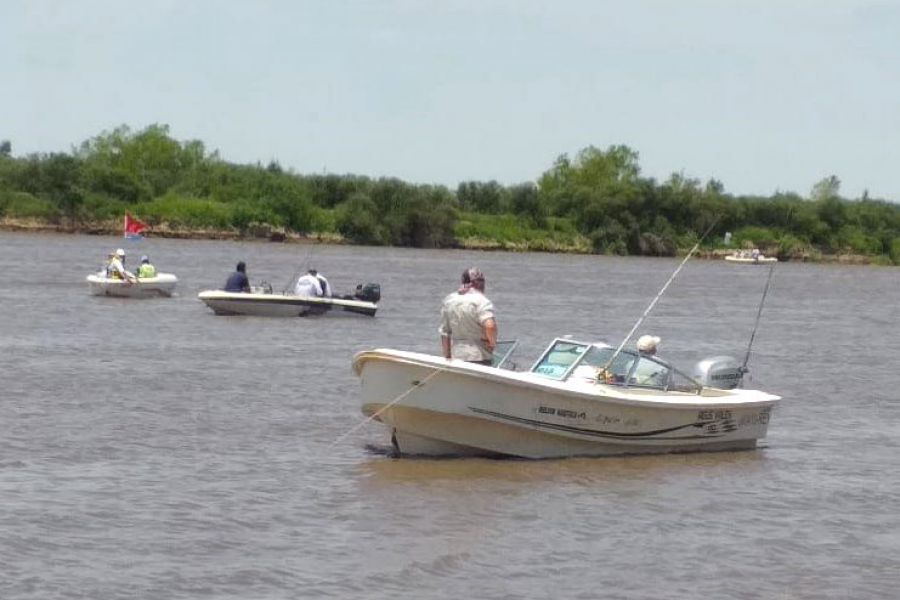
[441,334,452,360]
[118,261,136,283]
[439,303,452,359]
[478,298,497,353]
[482,318,497,353]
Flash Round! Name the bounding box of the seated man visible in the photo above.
[315,271,332,297]
[137,255,157,279]
[106,248,134,281]
[224,261,251,292]
[631,336,667,386]
[294,268,323,297]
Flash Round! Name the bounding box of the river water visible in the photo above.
[1,231,898,599]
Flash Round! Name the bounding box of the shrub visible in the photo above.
[335,194,386,245]
[136,193,233,229]
[890,238,900,265]
[1,190,61,221]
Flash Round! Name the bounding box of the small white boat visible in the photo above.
[198,283,380,317]
[725,251,778,264]
[87,272,178,298]
[353,337,779,459]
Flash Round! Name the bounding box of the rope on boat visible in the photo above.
[602,218,719,372]
[325,364,448,452]
[742,261,777,374]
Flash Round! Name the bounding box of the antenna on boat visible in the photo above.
[602,218,719,372]
[741,261,776,379]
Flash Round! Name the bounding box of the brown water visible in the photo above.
[1,231,898,600]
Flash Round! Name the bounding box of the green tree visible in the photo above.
[810,175,841,202]
[456,181,506,214]
[336,193,385,245]
[508,182,544,225]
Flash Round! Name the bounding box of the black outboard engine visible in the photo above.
[354,283,381,303]
[692,356,745,390]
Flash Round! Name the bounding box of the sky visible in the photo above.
[2,0,899,201]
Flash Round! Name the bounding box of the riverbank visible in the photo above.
[0,217,888,265]
[0,216,342,244]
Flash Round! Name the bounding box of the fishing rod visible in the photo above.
[284,244,316,293]
[602,218,720,373]
[741,261,777,375]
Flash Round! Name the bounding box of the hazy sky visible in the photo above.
[3,0,898,200]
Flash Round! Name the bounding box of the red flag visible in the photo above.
[124,213,147,239]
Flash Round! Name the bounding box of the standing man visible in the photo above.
[224,261,251,292]
[439,267,497,365]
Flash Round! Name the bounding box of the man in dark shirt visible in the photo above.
[224,261,251,292]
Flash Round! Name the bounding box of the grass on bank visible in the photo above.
[454,212,590,252]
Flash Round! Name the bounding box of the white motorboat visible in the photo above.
[353,338,780,458]
[198,283,380,317]
[725,250,778,264]
[87,272,178,298]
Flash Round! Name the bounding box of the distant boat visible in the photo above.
[87,272,178,298]
[198,283,381,317]
[725,250,777,264]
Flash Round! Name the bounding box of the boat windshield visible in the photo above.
[531,338,691,391]
[492,340,519,369]
[531,339,590,379]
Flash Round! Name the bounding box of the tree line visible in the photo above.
[1,125,898,264]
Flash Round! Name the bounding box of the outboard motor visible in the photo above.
[692,356,745,390]
[354,283,381,303]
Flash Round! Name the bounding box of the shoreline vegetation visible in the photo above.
[0,216,878,265]
[1,124,898,266]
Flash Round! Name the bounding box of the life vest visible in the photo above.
[138,264,156,278]
[106,258,125,279]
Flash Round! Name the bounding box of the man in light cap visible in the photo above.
[439,267,497,365]
[637,335,661,355]
[106,248,134,281]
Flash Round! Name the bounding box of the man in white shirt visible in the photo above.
[294,269,323,297]
[315,272,332,297]
[439,267,497,364]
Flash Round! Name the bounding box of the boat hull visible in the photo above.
[724,256,778,264]
[354,350,778,459]
[198,290,377,317]
[87,273,178,298]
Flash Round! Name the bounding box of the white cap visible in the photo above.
[637,335,661,353]
[115,248,125,257]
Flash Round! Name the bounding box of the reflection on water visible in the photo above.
[1,231,899,600]
[358,448,771,486]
